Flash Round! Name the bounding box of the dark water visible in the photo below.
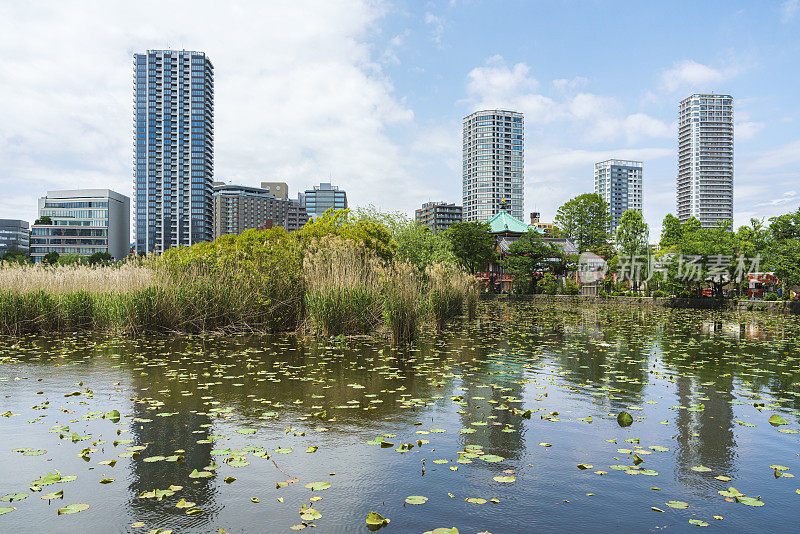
[1,302,799,533]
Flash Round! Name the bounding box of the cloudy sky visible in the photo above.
[1,0,799,237]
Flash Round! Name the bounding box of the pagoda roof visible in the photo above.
[487,210,538,234]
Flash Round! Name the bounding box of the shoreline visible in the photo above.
[480,293,800,314]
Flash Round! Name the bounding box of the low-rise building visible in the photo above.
[0,219,30,256]
[529,212,554,236]
[415,202,463,233]
[30,189,130,262]
[213,183,309,237]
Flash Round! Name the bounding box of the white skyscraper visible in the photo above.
[594,159,643,233]
[677,94,733,227]
[462,110,524,222]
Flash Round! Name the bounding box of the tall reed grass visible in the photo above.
[0,230,480,341]
[303,238,383,337]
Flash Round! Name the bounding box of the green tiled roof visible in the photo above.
[487,210,537,234]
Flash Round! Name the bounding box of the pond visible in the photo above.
[1,301,799,533]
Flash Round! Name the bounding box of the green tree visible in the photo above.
[34,216,52,225]
[765,207,800,291]
[1,251,31,264]
[554,193,611,253]
[500,230,565,294]
[298,208,396,262]
[659,214,683,249]
[352,206,457,269]
[57,253,87,266]
[88,251,113,265]
[615,210,649,291]
[42,251,59,265]
[444,221,495,274]
[615,210,649,258]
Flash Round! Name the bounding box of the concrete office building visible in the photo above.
[415,202,462,233]
[0,219,29,256]
[462,110,524,222]
[594,159,643,233]
[29,189,130,262]
[213,183,309,237]
[677,94,734,227]
[300,183,347,216]
[133,49,214,253]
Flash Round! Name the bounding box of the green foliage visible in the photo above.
[34,216,52,225]
[540,273,558,295]
[444,221,495,274]
[42,251,59,265]
[501,230,565,294]
[1,251,31,265]
[764,292,778,301]
[559,277,580,295]
[352,207,457,269]
[554,194,611,253]
[299,208,396,262]
[615,210,649,258]
[88,252,112,265]
[659,214,682,249]
[57,253,86,266]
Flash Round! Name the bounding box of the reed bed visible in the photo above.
[303,238,383,337]
[0,231,480,342]
[0,260,157,294]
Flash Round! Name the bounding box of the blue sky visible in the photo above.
[1,0,798,238]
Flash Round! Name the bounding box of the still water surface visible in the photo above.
[1,302,799,533]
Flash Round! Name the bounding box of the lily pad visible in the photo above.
[405,495,428,504]
[617,411,633,427]
[57,503,90,515]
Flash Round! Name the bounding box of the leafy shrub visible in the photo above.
[764,292,778,301]
[652,290,667,298]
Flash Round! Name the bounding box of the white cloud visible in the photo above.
[755,190,798,207]
[465,56,671,144]
[424,12,445,44]
[660,59,740,92]
[735,121,765,141]
[552,76,588,91]
[782,0,799,22]
[742,140,800,171]
[0,0,432,225]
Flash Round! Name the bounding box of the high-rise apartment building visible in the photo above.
[133,50,214,253]
[462,110,524,222]
[677,94,733,227]
[212,183,309,237]
[594,160,643,233]
[415,202,462,233]
[29,189,130,262]
[300,183,347,216]
[0,219,29,256]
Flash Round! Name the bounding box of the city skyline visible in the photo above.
[1,1,799,237]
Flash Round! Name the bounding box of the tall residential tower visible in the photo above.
[134,50,214,253]
[462,110,524,222]
[594,159,643,234]
[677,94,733,227]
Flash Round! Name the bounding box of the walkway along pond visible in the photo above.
[1,301,799,532]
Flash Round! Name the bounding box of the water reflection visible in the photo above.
[1,303,799,533]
